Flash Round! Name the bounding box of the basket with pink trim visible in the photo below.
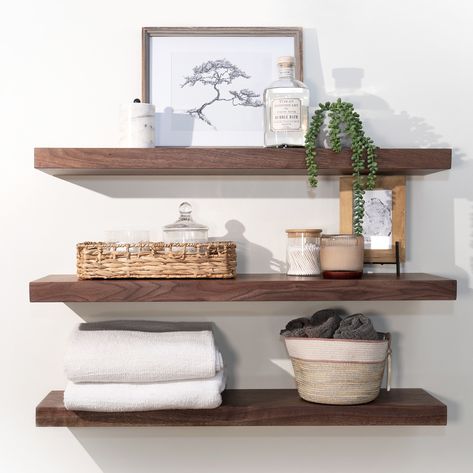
[284,333,392,405]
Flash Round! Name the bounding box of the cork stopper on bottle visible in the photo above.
[277,56,295,67]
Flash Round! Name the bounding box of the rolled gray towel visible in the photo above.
[304,309,343,338]
[280,327,307,338]
[333,313,379,340]
[280,317,311,335]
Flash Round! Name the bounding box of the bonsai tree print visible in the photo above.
[181,59,263,127]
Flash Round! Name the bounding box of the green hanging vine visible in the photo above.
[305,98,378,235]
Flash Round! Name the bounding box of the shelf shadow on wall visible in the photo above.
[69,424,448,473]
[61,174,339,199]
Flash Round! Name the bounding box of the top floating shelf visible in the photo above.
[34,147,452,176]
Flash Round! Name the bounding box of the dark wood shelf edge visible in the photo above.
[34,147,452,176]
[36,388,447,427]
[29,273,457,302]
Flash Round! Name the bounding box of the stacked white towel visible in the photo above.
[64,321,225,412]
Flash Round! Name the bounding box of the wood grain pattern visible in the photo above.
[29,273,457,302]
[34,147,452,176]
[141,27,304,102]
[340,176,406,263]
[36,389,447,427]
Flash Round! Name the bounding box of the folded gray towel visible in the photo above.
[333,314,379,340]
[304,309,343,338]
[79,320,214,333]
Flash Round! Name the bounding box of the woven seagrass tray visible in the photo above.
[77,241,237,279]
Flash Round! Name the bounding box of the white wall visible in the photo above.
[1,0,472,471]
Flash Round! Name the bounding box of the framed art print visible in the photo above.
[340,176,406,264]
[142,27,303,146]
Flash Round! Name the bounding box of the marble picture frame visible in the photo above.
[142,27,303,147]
[339,176,406,264]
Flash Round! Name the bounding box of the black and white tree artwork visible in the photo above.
[362,190,393,248]
[181,59,263,127]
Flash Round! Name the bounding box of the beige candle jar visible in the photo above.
[286,229,322,276]
[320,234,364,279]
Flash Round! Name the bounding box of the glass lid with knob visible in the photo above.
[163,202,209,243]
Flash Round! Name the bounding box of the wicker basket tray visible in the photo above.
[77,241,237,279]
[284,333,392,405]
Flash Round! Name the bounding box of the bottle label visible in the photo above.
[270,98,301,131]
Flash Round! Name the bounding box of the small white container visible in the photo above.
[286,229,322,276]
[119,101,155,147]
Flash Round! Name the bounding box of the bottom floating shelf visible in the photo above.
[36,388,446,427]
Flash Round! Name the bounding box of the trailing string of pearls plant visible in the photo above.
[304,99,379,235]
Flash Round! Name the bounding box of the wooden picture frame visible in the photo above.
[141,27,303,146]
[340,176,406,264]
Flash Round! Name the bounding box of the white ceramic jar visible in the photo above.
[119,101,155,147]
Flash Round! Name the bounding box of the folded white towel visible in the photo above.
[64,371,226,412]
[65,327,223,383]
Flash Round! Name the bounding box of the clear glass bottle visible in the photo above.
[163,202,208,243]
[320,234,364,279]
[264,56,309,147]
[286,229,322,276]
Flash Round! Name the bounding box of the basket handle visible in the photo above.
[385,332,392,392]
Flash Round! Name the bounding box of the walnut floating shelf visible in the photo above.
[36,389,446,427]
[34,147,452,176]
[29,273,457,302]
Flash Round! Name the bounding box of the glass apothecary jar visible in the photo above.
[163,202,208,243]
[286,229,322,276]
[320,234,364,279]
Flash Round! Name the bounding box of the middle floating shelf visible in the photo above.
[29,273,457,302]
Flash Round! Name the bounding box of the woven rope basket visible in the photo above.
[76,241,237,279]
[285,333,392,405]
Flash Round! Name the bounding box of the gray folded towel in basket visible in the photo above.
[304,309,343,338]
[280,317,310,336]
[333,313,380,340]
[280,310,343,338]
